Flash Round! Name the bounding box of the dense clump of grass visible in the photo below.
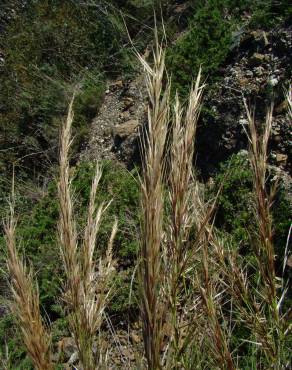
[138,36,291,369]
[137,34,235,369]
[3,38,291,370]
[4,95,118,370]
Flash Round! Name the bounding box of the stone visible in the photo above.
[254,66,264,76]
[57,337,77,361]
[173,2,189,14]
[110,80,123,91]
[249,52,266,66]
[120,110,131,120]
[239,118,248,126]
[130,332,140,344]
[68,351,79,365]
[238,150,249,158]
[274,135,281,143]
[269,77,279,87]
[123,97,134,109]
[245,70,253,78]
[122,347,135,361]
[276,153,288,165]
[250,30,270,47]
[112,120,139,140]
[263,31,269,46]
[238,77,250,87]
[275,100,288,114]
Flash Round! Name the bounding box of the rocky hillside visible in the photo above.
[80,22,291,187]
[198,25,291,176]
[80,75,147,166]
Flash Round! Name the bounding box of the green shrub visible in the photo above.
[166,0,292,97]
[213,154,253,249]
[73,74,105,150]
[0,160,140,367]
[0,0,126,173]
[110,268,139,318]
[73,161,140,261]
[249,0,292,29]
[212,153,291,264]
[166,0,238,97]
[0,314,33,370]
[0,159,140,315]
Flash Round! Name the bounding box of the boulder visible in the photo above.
[249,52,266,66]
[276,153,288,165]
[112,120,139,140]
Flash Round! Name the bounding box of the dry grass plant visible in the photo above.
[206,103,291,368]
[4,36,291,370]
[137,33,170,370]
[4,181,53,370]
[58,95,117,370]
[137,33,233,369]
[286,85,292,119]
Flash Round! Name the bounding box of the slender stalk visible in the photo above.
[138,36,170,370]
[167,72,203,362]
[58,95,117,370]
[244,103,277,313]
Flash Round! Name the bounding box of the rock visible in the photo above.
[50,351,60,363]
[122,347,135,361]
[274,135,281,144]
[120,110,131,120]
[173,3,189,14]
[268,76,279,87]
[238,150,249,158]
[130,332,140,344]
[57,337,77,361]
[275,100,288,114]
[68,351,79,365]
[263,31,269,46]
[276,153,288,165]
[123,97,134,110]
[254,66,264,76]
[238,77,250,87]
[245,70,253,78]
[112,120,139,140]
[250,30,270,47]
[239,118,248,126]
[109,79,123,91]
[249,52,266,66]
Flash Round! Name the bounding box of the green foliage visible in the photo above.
[1,160,139,313]
[0,0,127,173]
[0,160,140,367]
[73,161,140,261]
[167,0,239,96]
[249,0,292,29]
[213,154,253,249]
[210,153,291,367]
[212,153,291,263]
[271,185,292,272]
[110,268,138,317]
[167,0,292,97]
[0,314,33,369]
[73,74,106,150]
[51,317,70,343]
